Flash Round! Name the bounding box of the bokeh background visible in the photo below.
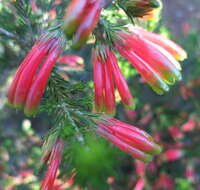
[1,0,200,189]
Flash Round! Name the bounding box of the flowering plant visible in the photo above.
[1,0,191,189]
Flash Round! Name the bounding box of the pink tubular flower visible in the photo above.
[168,125,183,140]
[63,0,102,49]
[181,119,195,132]
[92,45,134,115]
[134,177,145,190]
[103,56,116,115]
[40,139,64,190]
[97,118,162,162]
[154,173,175,190]
[185,165,196,183]
[162,149,183,162]
[131,27,187,61]
[135,160,146,176]
[58,55,84,67]
[92,49,105,113]
[7,32,63,116]
[114,28,187,95]
[125,110,137,121]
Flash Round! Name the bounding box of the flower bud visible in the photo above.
[114,29,187,95]
[96,117,162,162]
[40,139,64,190]
[92,45,134,115]
[7,32,64,116]
[119,0,163,20]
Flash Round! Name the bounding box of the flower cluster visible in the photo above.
[7,32,63,116]
[63,0,102,49]
[114,27,187,95]
[92,26,187,115]
[40,138,64,190]
[92,45,134,115]
[97,118,162,162]
[119,0,163,20]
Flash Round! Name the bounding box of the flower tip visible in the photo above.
[63,27,74,39]
[154,144,163,155]
[177,73,182,81]
[124,100,135,110]
[177,52,188,61]
[149,0,163,8]
[105,110,116,117]
[7,100,14,107]
[151,84,169,95]
[140,154,153,163]
[24,108,38,117]
[13,103,24,110]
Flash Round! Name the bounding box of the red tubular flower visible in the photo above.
[72,0,101,49]
[134,177,145,190]
[154,173,175,190]
[131,27,187,61]
[135,160,146,176]
[119,0,163,21]
[147,160,157,174]
[92,45,134,115]
[162,149,183,162]
[97,118,162,162]
[92,49,105,112]
[141,0,163,21]
[7,32,63,115]
[40,139,64,190]
[63,0,102,49]
[63,0,88,38]
[185,165,196,183]
[103,57,116,115]
[24,42,62,115]
[40,133,58,167]
[114,29,186,94]
[58,55,84,67]
[181,119,195,132]
[106,47,134,109]
[168,125,183,140]
[115,39,169,94]
[118,32,181,83]
[7,38,42,106]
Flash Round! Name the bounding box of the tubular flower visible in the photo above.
[162,149,183,162]
[40,139,64,190]
[154,173,175,190]
[114,28,187,95]
[7,32,64,116]
[134,177,145,190]
[97,118,162,162]
[58,55,84,67]
[135,160,146,176]
[131,27,187,61]
[63,0,102,49]
[119,0,163,21]
[92,45,134,115]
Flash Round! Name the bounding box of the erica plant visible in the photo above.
[3,0,189,189]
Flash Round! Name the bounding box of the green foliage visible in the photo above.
[70,135,118,189]
[175,178,194,190]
